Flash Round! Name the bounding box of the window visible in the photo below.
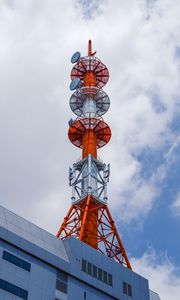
[93,265,97,278]
[0,279,28,300]
[123,281,132,297]
[103,271,108,284]
[56,270,68,294]
[82,259,87,272]
[98,268,102,281]
[82,259,112,286]
[56,280,67,294]
[84,291,87,299]
[108,273,112,286]
[123,281,127,294]
[57,270,68,282]
[87,262,92,275]
[3,251,31,272]
[128,284,132,297]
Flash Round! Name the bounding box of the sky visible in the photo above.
[0,0,180,298]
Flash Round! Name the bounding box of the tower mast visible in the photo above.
[57,41,132,269]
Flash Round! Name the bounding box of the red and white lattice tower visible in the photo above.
[56,41,132,269]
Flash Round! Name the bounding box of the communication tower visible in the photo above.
[57,40,132,270]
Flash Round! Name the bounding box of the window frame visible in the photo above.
[123,281,132,297]
[81,259,113,286]
[2,251,31,272]
[56,270,68,294]
[93,265,97,278]
[0,279,28,300]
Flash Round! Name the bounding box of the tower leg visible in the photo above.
[56,205,75,238]
[79,195,91,240]
[56,196,132,269]
[79,195,98,249]
[105,206,132,270]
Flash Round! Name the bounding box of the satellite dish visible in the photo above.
[68,118,74,126]
[71,51,81,63]
[69,78,80,91]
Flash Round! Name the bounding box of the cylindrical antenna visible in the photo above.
[88,39,92,56]
[88,39,96,56]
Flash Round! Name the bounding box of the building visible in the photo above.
[0,205,160,300]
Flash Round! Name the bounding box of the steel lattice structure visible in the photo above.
[56,41,132,269]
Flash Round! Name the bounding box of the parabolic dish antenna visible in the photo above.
[71,57,109,88]
[71,51,81,64]
[69,87,110,117]
[69,78,81,91]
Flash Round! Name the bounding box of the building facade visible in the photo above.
[0,205,160,300]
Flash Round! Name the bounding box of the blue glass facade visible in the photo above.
[0,205,160,300]
[0,279,28,299]
[3,250,31,272]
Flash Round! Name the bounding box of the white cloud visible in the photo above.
[0,0,180,233]
[77,0,104,19]
[165,135,180,162]
[132,249,180,300]
[171,192,180,216]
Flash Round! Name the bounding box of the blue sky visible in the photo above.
[0,0,180,298]
[125,116,180,262]
[125,155,180,260]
